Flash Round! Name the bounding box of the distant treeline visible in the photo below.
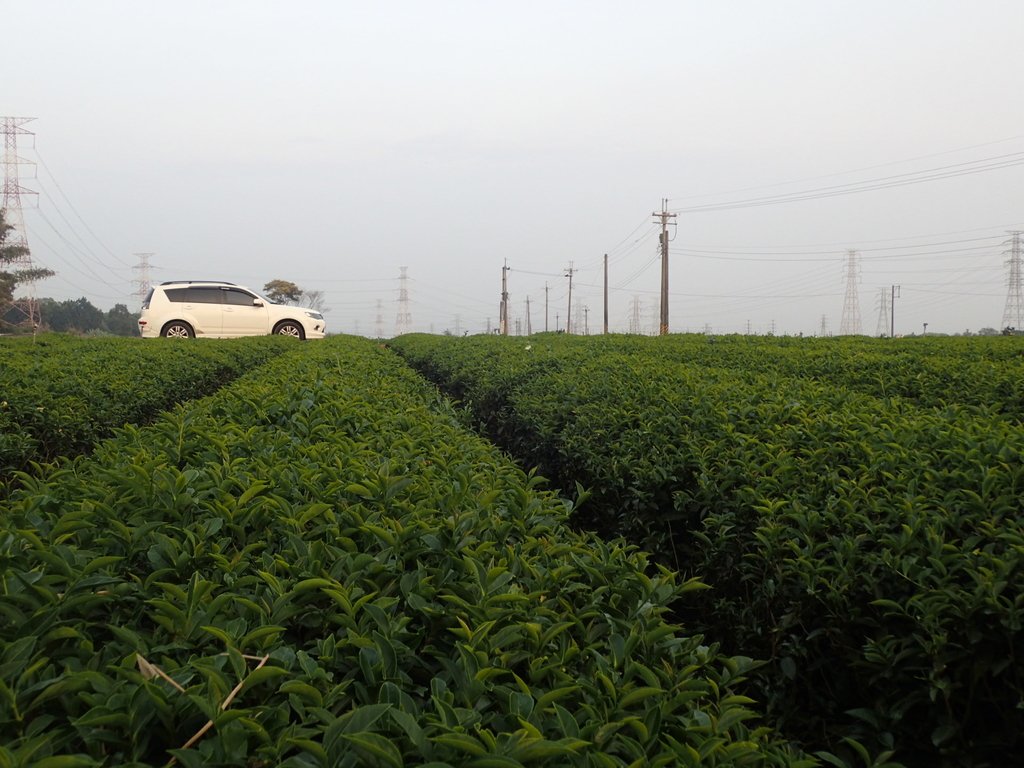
[2,297,140,336]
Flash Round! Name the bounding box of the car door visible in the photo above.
[221,287,270,336]
[179,287,223,336]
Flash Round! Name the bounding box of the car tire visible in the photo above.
[274,321,305,340]
[162,321,194,338]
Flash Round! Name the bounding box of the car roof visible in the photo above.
[159,280,238,286]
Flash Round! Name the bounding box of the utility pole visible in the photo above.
[500,261,509,336]
[564,262,574,334]
[603,253,609,334]
[375,300,384,338]
[890,284,901,338]
[525,296,532,335]
[544,282,549,332]
[653,199,677,335]
[583,306,589,335]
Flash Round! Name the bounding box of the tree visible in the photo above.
[1,208,54,307]
[39,297,104,333]
[303,289,330,313]
[104,303,139,336]
[263,279,303,305]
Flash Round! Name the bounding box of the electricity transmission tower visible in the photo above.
[132,253,155,303]
[395,267,412,336]
[629,296,642,334]
[1002,231,1023,331]
[839,250,862,335]
[875,287,891,337]
[564,262,574,334]
[1,116,42,329]
[500,262,509,335]
[375,300,384,338]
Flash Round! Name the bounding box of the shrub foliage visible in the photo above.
[0,336,807,767]
[390,332,1024,767]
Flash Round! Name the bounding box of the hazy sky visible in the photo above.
[5,1,1024,336]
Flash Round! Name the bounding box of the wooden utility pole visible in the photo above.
[653,199,677,335]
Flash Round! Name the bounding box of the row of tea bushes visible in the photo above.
[630,334,1024,421]
[0,334,296,485]
[0,336,811,767]
[389,333,1024,767]
[410,332,1024,422]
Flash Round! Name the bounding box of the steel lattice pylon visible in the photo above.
[1,116,40,330]
[394,266,412,336]
[839,249,862,335]
[1002,231,1023,332]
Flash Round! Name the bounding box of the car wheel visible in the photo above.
[162,321,194,338]
[274,321,305,339]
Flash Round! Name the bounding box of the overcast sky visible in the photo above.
[4,0,1024,336]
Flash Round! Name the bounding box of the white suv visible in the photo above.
[138,281,326,340]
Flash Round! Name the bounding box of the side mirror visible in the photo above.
[253,298,264,307]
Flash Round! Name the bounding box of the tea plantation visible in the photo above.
[391,332,1024,768]
[0,336,815,767]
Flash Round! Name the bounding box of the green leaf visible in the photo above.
[341,732,403,768]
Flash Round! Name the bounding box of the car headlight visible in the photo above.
[305,311,323,319]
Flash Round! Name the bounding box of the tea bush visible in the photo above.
[390,332,1024,767]
[0,336,809,767]
[0,334,295,487]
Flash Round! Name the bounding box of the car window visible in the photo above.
[164,288,187,303]
[223,288,259,306]
[186,287,224,304]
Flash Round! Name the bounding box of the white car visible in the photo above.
[138,281,326,339]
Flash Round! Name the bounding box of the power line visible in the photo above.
[668,151,1024,214]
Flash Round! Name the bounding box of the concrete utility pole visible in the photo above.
[525,296,532,335]
[564,262,574,334]
[653,199,677,335]
[603,253,609,334]
[583,306,589,335]
[500,261,509,335]
[544,282,549,332]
